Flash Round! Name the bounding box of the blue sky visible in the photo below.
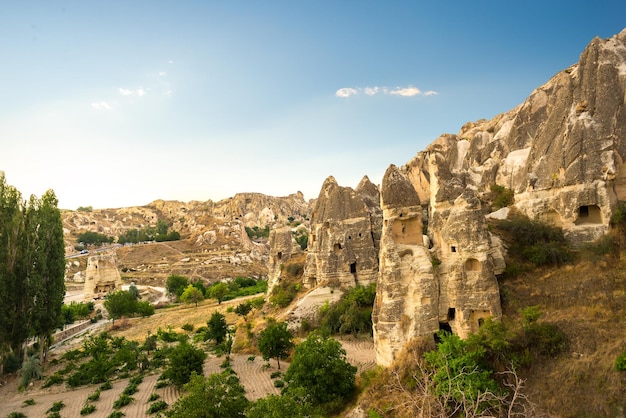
[1,1,625,209]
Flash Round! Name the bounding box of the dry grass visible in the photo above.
[499,254,626,417]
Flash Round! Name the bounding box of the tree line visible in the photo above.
[0,173,66,373]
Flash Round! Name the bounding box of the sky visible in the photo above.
[1,1,625,210]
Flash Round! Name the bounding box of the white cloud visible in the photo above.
[336,85,437,98]
[364,86,380,96]
[158,71,167,77]
[91,101,111,110]
[390,86,421,97]
[118,87,147,97]
[168,60,174,64]
[119,88,133,96]
[336,87,358,98]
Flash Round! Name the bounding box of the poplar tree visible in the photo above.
[30,190,66,363]
[0,174,65,370]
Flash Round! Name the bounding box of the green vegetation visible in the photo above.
[245,225,270,240]
[492,213,573,271]
[257,320,294,369]
[147,399,168,414]
[284,333,357,412]
[61,301,95,325]
[180,285,204,307]
[0,174,66,368]
[490,183,515,210]
[294,230,309,250]
[424,331,500,411]
[76,206,93,212]
[103,290,154,323]
[204,312,229,345]
[316,283,376,336]
[77,230,114,246]
[166,274,189,298]
[167,371,249,417]
[161,341,206,387]
[207,277,268,303]
[117,220,180,244]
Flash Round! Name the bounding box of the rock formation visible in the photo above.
[404,29,626,243]
[266,225,306,295]
[374,29,626,365]
[83,250,124,300]
[302,176,382,288]
[373,165,438,366]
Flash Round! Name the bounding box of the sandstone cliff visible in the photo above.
[372,29,626,365]
[302,176,382,289]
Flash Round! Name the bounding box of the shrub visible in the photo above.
[107,411,125,418]
[47,401,65,413]
[148,393,160,402]
[6,413,27,418]
[123,382,139,396]
[182,323,195,332]
[21,398,36,407]
[113,394,134,409]
[42,373,64,388]
[18,355,42,390]
[80,403,96,415]
[87,389,101,402]
[100,381,113,390]
[147,400,168,414]
[490,184,515,210]
[273,379,285,387]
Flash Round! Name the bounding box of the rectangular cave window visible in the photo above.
[451,246,457,253]
[350,262,357,274]
[447,307,456,321]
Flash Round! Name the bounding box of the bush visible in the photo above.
[42,372,64,388]
[113,394,134,409]
[18,355,42,390]
[80,403,96,415]
[273,379,285,387]
[147,400,168,414]
[148,393,160,402]
[494,214,573,267]
[490,184,514,210]
[47,401,65,413]
[87,389,101,402]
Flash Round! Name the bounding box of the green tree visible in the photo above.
[180,285,204,307]
[208,282,229,304]
[246,388,323,418]
[167,371,249,418]
[205,312,228,345]
[234,301,252,321]
[28,190,66,363]
[156,220,169,235]
[103,290,138,323]
[258,321,294,370]
[166,274,189,299]
[162,342,206,387]
[424,331,500,412]
[284,333,357,408]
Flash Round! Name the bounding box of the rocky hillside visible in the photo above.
[63,192,311,285]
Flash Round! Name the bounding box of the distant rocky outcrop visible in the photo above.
[83,250,124,300]
[302,176,382,288]
[63,193,312,286]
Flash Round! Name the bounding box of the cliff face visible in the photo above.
[372,29,626,365]
[301,176,382,289]
[405,29,626,242]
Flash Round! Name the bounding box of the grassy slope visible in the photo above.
[499,253,626,417]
